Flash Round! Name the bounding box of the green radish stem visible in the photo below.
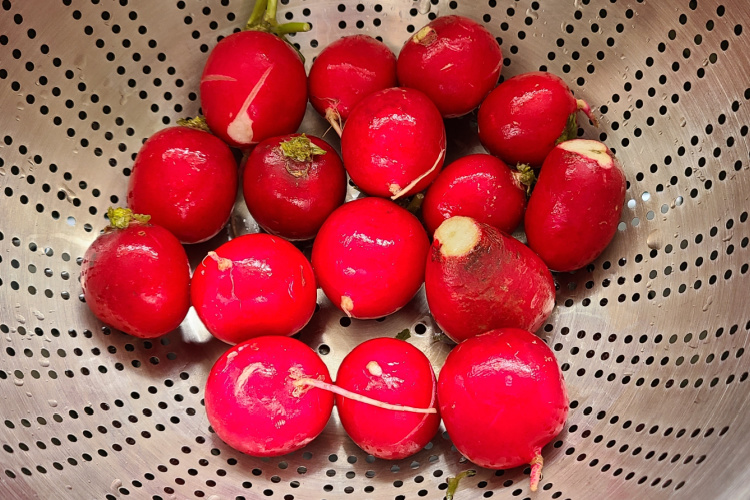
[291,376,438,415]
[514,164,537,196]
[529,449,544,492]
[245,0,311,59]
[446,469,476,500]
[177,116,211,132]
[107,207,150,229]
[280,134,327,163]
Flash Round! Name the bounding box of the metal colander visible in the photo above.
[1,0,748,498]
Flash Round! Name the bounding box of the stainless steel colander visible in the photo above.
[1,0,749,498]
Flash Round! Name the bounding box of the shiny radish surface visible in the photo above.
[126,126,238,244]
[2,1,749,499]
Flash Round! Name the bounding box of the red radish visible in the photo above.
[308,35,397,136]
[80,208,190,339]
[126,126,238,244]
[438,328,568,491]
[199,0,309,149]
[421,153,530,237]
[397,15,503,118]
[334,338,439,460]
[477,71,599,167]
[425,216,555,342]
[341,87,446,199]
[311,197,430,319]
[243,134,346,241]
[191,233,317,344]
[525,139,626,272]
[205,336,334,457]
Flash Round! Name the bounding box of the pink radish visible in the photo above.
[478,71,598,167]
[421,153,530,237]
[243,133,347,241]
[438,328,568,491]
[525,139,627,271]
[425,216,555,343]
[199,0,309,149]
[397,15,503,118]
[126,126,238,244]
[311,197,430,319]
[205,336,334,457]
[80,208,190,339]
[308,35,397,136]
[191,233,317,344]
[340,87,446,199]
[334,337,440,460]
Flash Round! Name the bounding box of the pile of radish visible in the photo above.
[79,1,628,493]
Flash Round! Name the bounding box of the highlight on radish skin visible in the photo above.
[437,328,569,492]
[331,338,440,460]
[204,336,334,457]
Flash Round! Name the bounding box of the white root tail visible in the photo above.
[293,377,437,415]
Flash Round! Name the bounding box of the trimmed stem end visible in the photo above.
[107,207,150,230]
[435,216,480,257]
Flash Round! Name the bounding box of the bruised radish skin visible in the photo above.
[80,208,190,339]
[341,87,446,199]
[308,35,397,135]
[525,139,626,272]
[438,328,568,491]
[311,197,430,319]
[191,233,317,344]
[126,126,238,244]
[477,71,598,167]
[243,134,347,241]
[425,216,555,343]
[335,338,440,460]
[422,153,527,237]
[200,31,307,149]
[397,15,503,118]
[205,336,334,457]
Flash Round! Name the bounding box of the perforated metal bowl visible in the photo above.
[1,0,749,498]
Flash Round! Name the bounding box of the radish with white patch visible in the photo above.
[308,35,397,136]
[334,338,440,460]
[478,71,598,167]
[397,15,503,118]
[425,216,555,342]
[205,336,334,457]
[340,87,446,199]
[525,139,627,271]
[191,233,317,344]
[421,153,530,237]
[438,328,569,491]
[199,0,309,149]
[311,197,430,319]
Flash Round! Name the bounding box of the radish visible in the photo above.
[421,153,531,237]
[311,197,430,319]
[334,337,440,459]
[477,71,599,167]
[438,328,568,491]
[425,216,555,342]
[80,208,190,339]
[126,126,238,244]
[340,87,446,199]
[397,15,503,118]
[205,336,334,457]
[308,35,397,136]
[525,139,627,271]
[199,0,309,149]
[243,133,346,241]
[191,233,317,344]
